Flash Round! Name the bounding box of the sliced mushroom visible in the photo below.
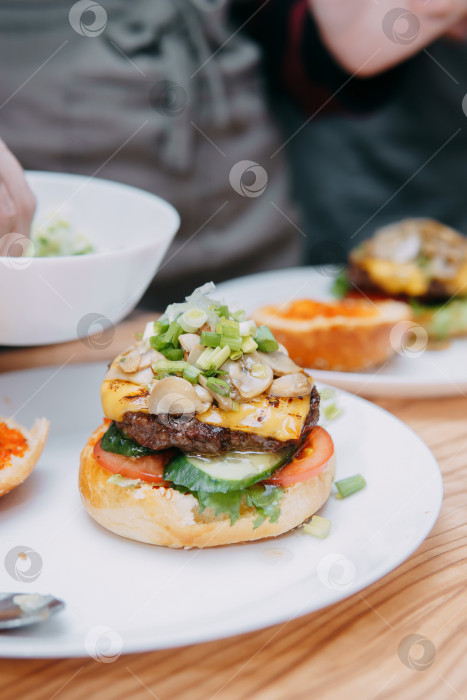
[256,349,302,376]
[225,355,273,400]
[187,342,205,365]
[139,348,165,369]
[105,364,154,386]
[147,376,205,415]
[193,384,213,414]
[118,349,141,373]
[179,333,200,354]
[199,375,233,412]
[269,373,312,398]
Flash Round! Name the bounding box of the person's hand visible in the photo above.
[411,0,467,18]
[309,0,467,76]
[0,139,36,256]
[444,16,467,39]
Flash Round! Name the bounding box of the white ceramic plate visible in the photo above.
[0,363,442,658]
[215,267,467,398]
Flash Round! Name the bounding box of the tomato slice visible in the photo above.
[93,440,176,484]
[264,426,334,487]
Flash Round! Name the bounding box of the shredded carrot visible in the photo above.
[275,299,379,320]
[0,422,28,469]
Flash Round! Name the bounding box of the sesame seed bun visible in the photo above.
[79,424,335,549]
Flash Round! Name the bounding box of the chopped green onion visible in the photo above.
[334,474,366,499]
[160,347,184,361]
[172,324,184,347]
[210,345,231,370]
[230,349,243,361]
[202,368,227,377]
[220,324,240,339]
[196,347,216,370]
[303,515,332,539]
[241,336,258,354]
[183,365,201,383]
[163,320,180,344]
[231,401,240,412]
[153,320,169,335]
[211,304,229,318]
[220,335,242,351]
[153,360,189,374]
[206,377,230,397]
[143,320,165,341]
[254,325,279,353]
[179,307,207,333]
[200,331,221,348]
[239,319,256,336]
[150,335,171,351]
[323,402,342,421]
[320,387,336,401]
[231,309,246,322]
[215,318,239,335]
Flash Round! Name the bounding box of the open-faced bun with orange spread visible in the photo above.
[253,298,412,372]
[0,417,49,497]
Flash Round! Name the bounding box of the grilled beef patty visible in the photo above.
[117,386,320,454]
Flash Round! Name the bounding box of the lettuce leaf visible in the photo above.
[196,491,243,525]
[245,485,284,528]
[331,269,350,298]
[107,474,144,489]
[195,485,284,527]
[100,422,157,458]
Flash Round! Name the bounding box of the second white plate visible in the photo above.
[216,267,467,398]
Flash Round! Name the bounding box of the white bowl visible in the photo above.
[0,171,180,346]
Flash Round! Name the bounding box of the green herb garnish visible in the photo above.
[254,325,278,353]
[334,474,366,499]
[100,422,157,457]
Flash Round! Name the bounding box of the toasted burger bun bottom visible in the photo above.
[79,425,336,549]
[0,417,49,497]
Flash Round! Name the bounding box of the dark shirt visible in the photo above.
[234,0,467,264]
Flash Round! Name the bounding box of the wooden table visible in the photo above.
[1,318,466,700]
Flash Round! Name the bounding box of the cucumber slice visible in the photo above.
[164,447,293,493]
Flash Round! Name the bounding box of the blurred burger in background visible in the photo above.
[338,219,467,340]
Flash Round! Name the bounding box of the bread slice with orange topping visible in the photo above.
[0,417,49,496]
[253,298,412,372]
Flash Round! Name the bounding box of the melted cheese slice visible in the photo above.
[101,379,149,422]
[101,377,311,441]
[196,395,310,441]
[363,258,467,297]
[362,259,427,296]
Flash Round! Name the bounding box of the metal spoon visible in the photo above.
[0,593,65,630]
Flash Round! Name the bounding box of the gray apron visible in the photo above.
[0,0,299,306]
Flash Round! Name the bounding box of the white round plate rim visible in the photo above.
[215,267,467,398]
[0,363,443,658]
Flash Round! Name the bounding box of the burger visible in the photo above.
[79,283,335,548]
[340,219,467,340]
